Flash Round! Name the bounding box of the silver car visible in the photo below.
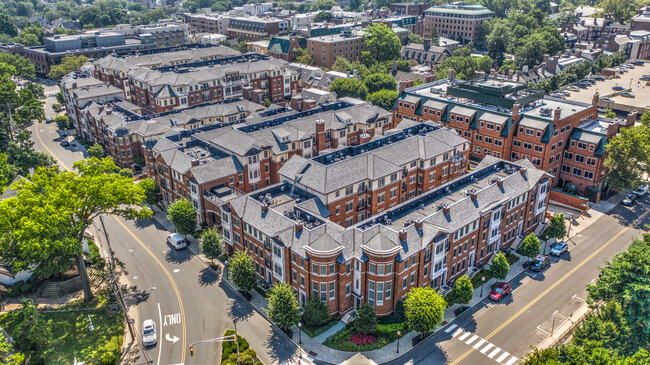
[549,241,568,256]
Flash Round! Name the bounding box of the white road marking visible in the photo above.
[452,328,464,337]
[458,332,471,341]
[572,294,586,302]
[505,356,518,365]
[480,343,494,354]
[473,339,486,349]
[173,269,180,273]
[536,325,550,335]
[465,335,479,345]
[157,303,163,365]
[496,352,510,363]
[488,348,501,359]
[444,324,458,333]
[133,276,138,280]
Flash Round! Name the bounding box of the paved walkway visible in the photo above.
[313,321,346,343]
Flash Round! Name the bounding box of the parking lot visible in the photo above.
[563,62,650,110]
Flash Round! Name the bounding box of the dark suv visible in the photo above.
[530,255,550,272]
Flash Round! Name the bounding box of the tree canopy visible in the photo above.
[547,213,567,240]
[167,199,197,237]
[228,251,257,292]
[447,275,474,305]
[603,122,650,191]
[354,303,377,334]
[404,287,447,336]
[364,73,397,94]
[302,297,329,328]
[519,233,541,260]
[200,227,222,264]
[139,178,161,207]
[367,90,398,111]
[330,78,368,100]
[267,282,301,330]
[49,55,88,80]
[490,251,510,281]
[362,23,402,64]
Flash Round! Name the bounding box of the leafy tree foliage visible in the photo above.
[228,251,257,292]
[518,233,541,260]
[603,124,650,190]
[547,213,567,240]
[604,109,616,119]
[87,143,105,159]
[362,23,401,64]
[139,177,161,207]
[330,78,368,100]
[435,49,493,80]
[294,48,314,66]
[167,198,197,237]
[447,275,474,305]
[10,299,53,352]
[49,55,88,80]
[404,287,446,336]
[54,115,71,130]
[364,73,396,93]
[302,297,329,328]
[0,53,34,79]
[267,282,301,330]
[406,31,423,44]
[0,13,17,37]
[331,57,370,80]
[0,332,24,365]
[200,227,222,264]
[0,158,152,301]
[314,11,333,22]
[490,251,510,280]
[0,153,18,194]
[354,303,377,334]
[367,90,398,111]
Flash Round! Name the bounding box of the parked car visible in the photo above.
[586,79,596,84]
[641,75,650,81]
[551,93,565,98]
[568,86,580,91]
[632,184,649,196]
[578,83,589,88]
[166,233,187,250]
[549,241,568,256]
[60,139,69,147]
[489,282,512,301]
[142,319,157,346]
[633,60,645,65]
[621,92,635,98]
[600,97,614,102]
[612,86,625,91]
[626,63,635,68]
[622,193,638,206]
[594,76,605,81]
[530,255,550,272]
[559,90,571,96]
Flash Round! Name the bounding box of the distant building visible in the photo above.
[184,14,230,36]
[248,40,270,54]
[401,38,455,66]
[424,2,493,43]
[307,33,365,69]
[631,6,650,31]
[227,17,289,41]
[391,1,430,16]
[268,36,306,62]
[197,33,228,44]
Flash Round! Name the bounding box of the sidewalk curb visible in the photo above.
[537,303,590,349]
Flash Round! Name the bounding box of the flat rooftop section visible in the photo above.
[522,98,591,120]
[578,117,615,134]
[308,34,363,42]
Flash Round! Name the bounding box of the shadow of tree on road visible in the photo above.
[223,285,254,321]
[264,326,299,365]
[198,266,220,287]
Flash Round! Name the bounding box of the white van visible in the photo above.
[166,233,187,250]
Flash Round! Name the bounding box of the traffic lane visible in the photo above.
[104,215,184,365]
[31,120,85,170]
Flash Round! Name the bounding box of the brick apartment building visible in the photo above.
[391,2,430,16]
[424,2,493,43]
[183,13,230,36]
[217,156,550,314]
[307,33,365,69]
[394,76,634,200]
[227,17,289,41]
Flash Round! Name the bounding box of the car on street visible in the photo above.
[568,86,580,91]
[549,241,568,256]
[600,97,614,102]
[626,63,635,68]
[577,82,589,88]
[622,193,637,206]
[612,86,625,91]
[530,255,550,272]
[641,75,650,81]
[621,92,635,98]
[167,233,187,250]
[60,139,69,147]
[633,60,645,65]
[551,93,565,98]
[142,319,157,347]
[489,282,512,302]
[559,90,571,96]
[594,76,605,81]
[632,183,649,196]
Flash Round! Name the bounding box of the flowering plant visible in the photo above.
[347,333,377,346]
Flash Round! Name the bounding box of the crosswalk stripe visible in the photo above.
[473,339,486,349]
[505,357,518,365]
[488,348,501,359]
[444,324,458,333]
[458,332,471,341]
[497,352,511,363]
[480,343,494,353]
[465,335,479,345]
[452,328,464,337]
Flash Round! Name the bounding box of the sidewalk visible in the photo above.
[537,303,590,348]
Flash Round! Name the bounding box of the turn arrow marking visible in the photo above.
[166,334,180,344]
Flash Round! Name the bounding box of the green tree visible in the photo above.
[407,31,423,44]
[367,90,398,111]
[0,332,24,365]
[267,282,300,330]
[518,233,541,261]
[54,115,70,130]
[330,78,368,99]
[119,168,133,178]
[167,198,197,237]
[87,143,105,159]
[364,73,397,93]
[447,275,474,305]
[0,158,151,301]
[19,33,39,46]
[430,26,439,47]
[49,55,88,80]
[313,11,333,22]
[487,22,511,67]
[362,23,401,64]
[294,48,314,66]
[0,53,35,79]
[302,297,329,328]
[354,303,377,334]
[605,109,616,119]
[12,299,53,352]
[547,213,567,240]
[0,153,18,193]
[404,287,446,336]
[515,33,547,69]
[228,251,257,291]
[0,13,17,37]
[396,59,411,72]
[139,177,161,207]
[572,301,635,355]
[490,251,510,280]
[603,125,650,190]
[200,227,222,264]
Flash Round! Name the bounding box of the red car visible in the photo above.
[489,282,512,301]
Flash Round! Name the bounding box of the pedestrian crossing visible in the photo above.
[444,324,519,365]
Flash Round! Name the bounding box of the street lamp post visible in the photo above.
[396,330,401,353]
[480,276,486,297]
[298,321,302,344]
[233,318,241,364]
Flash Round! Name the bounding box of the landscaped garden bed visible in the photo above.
[302,318,340,338]
[323,322,399,351]
[220,329,262,365]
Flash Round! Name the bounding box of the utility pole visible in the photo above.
[99,215,115,272]
[233,318,241,364]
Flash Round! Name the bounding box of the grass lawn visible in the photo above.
[0,295,124,364]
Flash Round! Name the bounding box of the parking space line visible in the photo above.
[465,335,479,345]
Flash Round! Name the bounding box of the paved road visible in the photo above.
[381,197,649,365]
[30,92,302,364]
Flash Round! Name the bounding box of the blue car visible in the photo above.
[613,86,625,91]
[621,92,635,98]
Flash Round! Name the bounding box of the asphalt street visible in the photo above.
[31,89,302,365]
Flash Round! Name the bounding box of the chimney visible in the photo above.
[512,103,520,119]
[626,111,637,126]
[606,122,618,138]
[496,178,504,188]
[72,82,77,88]
[106,107,113,115]
[553,107,561,122]
[99,105,105,113]
[490,68,497,77]
[295,222,303,234]
[359,131,371,144]
[442,203,450,215]
[448,68,455,80]
[479,70,486,78]
[261,203,268,214]
[399,229,407,242]
[414,219,423,230]
[520,167,527,177]
[592,91,599,106]
[508,69,514,80]
[191,159,199,167]
[469,189,477,200]
[423,38,431,51]
[315,118,325,132]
